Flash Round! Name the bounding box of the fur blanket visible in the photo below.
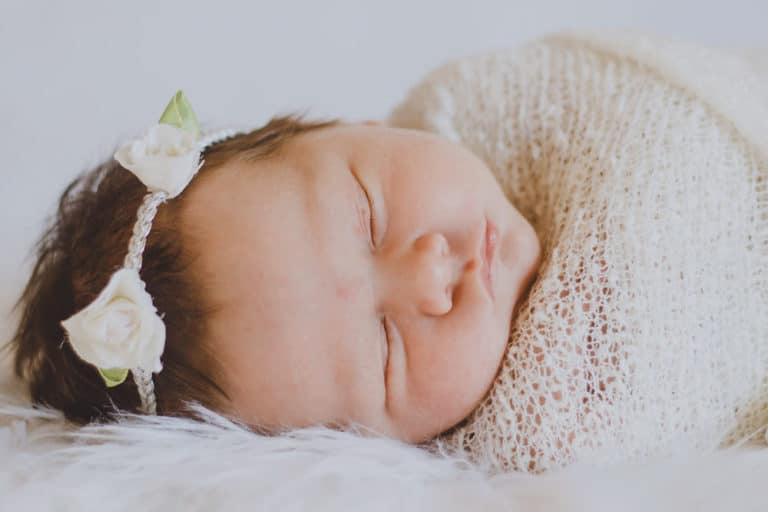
[2,394,768,511]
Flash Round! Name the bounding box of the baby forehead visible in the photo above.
[181,180,368,306]
[210,269,368,361]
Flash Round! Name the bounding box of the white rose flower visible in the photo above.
[61,268,166,374]
[114,123,202,198]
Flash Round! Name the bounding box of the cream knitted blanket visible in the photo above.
[386,31,768,473]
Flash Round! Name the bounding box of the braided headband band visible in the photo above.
[60,91,241,414]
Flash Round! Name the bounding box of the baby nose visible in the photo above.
[407,232,454,316]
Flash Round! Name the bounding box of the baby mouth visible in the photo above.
[483,218,498,300]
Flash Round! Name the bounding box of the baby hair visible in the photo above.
[5,112,341,424]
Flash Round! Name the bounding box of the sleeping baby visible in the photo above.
[7,31,768,474]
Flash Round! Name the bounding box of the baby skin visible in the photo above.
[180,121,542,443]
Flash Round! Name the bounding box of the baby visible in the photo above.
[7,110,542,445]
[11,31,768,475]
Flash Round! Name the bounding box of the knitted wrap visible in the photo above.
[387,31,768,473]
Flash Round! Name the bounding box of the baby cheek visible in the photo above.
[335,275,366,302]
[336,284,354,301]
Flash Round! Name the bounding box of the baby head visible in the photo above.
[9,114,541,443]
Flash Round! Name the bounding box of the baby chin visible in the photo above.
[437,229,541,441]
[500,207,542,331]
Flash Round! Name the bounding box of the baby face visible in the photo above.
[181,122,541,443]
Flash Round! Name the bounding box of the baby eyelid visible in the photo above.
[381,315,390,383]
[350,163,385,251]
[357,175,377,249]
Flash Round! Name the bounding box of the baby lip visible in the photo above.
[482,218,498,300]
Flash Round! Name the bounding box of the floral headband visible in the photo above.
[60,91,240,415]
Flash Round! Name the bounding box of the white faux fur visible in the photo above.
[1,391,768,511]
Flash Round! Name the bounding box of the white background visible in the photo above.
[1,0,767,348]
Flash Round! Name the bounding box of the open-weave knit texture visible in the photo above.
[387,31,768,473]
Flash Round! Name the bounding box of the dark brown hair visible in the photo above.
[3,111,342,425]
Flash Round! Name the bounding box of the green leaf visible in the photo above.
[158,90,200,138]
[98,367,129,387]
